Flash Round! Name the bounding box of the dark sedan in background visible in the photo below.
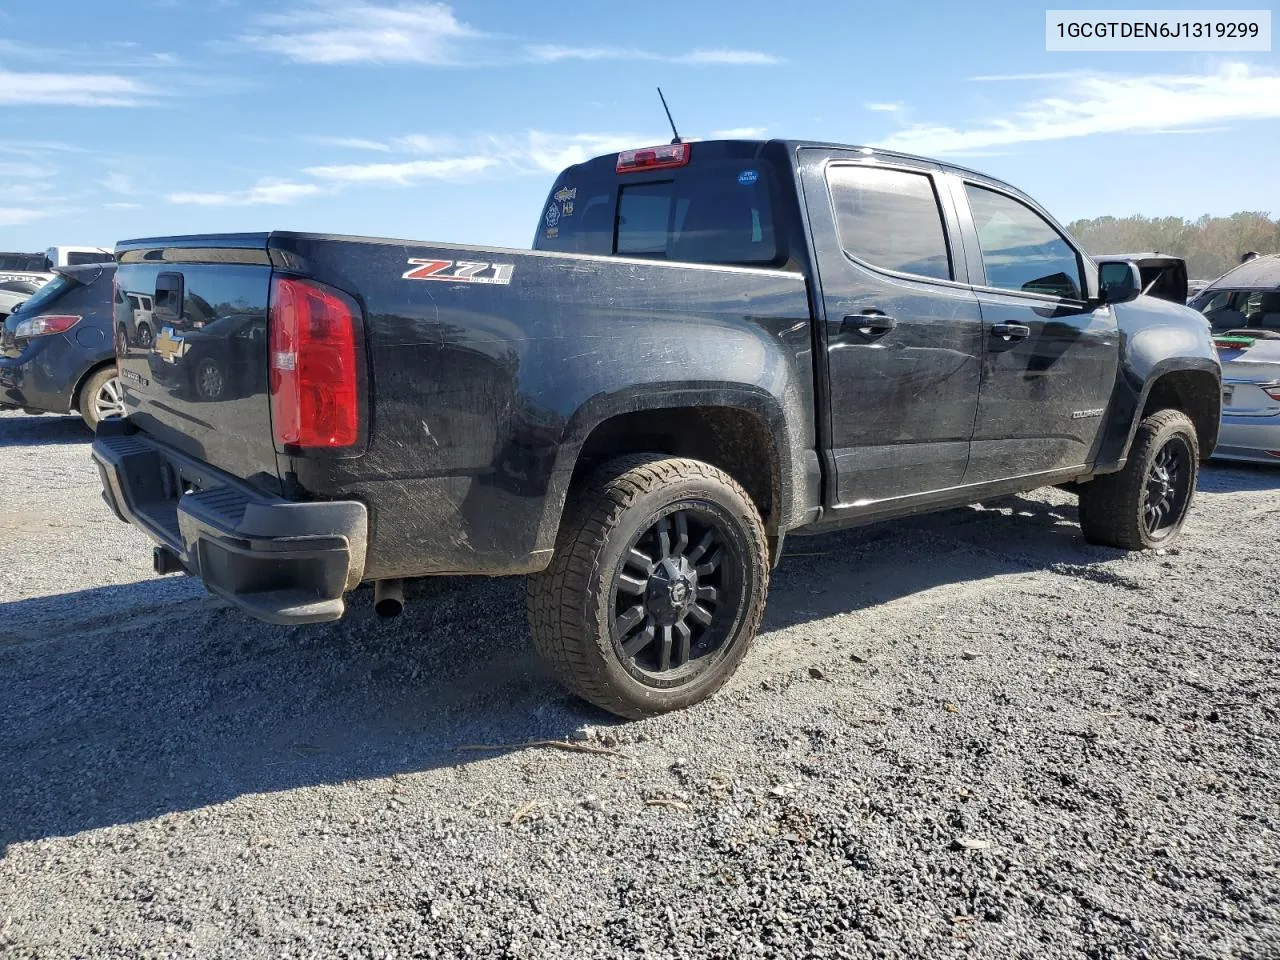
[0,264,121,431]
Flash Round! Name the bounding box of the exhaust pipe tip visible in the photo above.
[374,579,405,619]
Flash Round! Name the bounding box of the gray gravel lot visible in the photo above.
[1,407,1278,959]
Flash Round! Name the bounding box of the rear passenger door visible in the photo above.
[798,149,984,509]
[947,178,1119,482]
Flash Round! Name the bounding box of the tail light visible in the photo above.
[1263,385,1280,402]
[13,314,80,339]
[268,276,364,451]
[616,142,690,174]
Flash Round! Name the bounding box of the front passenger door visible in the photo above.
[954,180,1119,483]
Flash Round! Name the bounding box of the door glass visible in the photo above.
[827,165,952,281]
[965,184,1083,300]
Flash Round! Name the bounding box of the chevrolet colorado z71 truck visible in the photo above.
[93,139,1221,718]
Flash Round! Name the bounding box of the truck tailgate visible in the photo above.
[115,239,279,490]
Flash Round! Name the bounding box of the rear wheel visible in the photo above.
[528,455,769,718]
[1078,409,1199,549]
[80,366,124,432]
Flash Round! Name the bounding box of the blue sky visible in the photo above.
[1,0,1277,250]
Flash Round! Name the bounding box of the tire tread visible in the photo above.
[527,455,768,718]
[1078,409,1199,550]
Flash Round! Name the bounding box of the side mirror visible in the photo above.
[1096,260,1142,305]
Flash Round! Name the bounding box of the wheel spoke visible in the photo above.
[616,603,646,636]
[687,603,714,628]
[672,511,689,557]
[625,547,655,574]
[696,547,723,578]
[673,622,692,667]
[658,626,673,672]
[655,516,672,560]
[617,573,648,597]
[695,584,718,604]
[622,618,656,658]
[686,530,715,564]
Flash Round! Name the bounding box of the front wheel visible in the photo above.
[528,455,770,719]
[1078,409,1199,550]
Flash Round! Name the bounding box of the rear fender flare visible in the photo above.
[533,383,796,555]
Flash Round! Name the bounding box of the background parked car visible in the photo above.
[1188,254,1280,333]
[0,278,45,322]
[1095,252,1188,304]
[1188,255,1280,463]
[0,264,121,430]
[45,245,113,268]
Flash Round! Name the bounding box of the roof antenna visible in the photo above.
[657,87,682,144]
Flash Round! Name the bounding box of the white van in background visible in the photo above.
[45,246,113,268]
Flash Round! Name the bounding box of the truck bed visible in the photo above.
[112,232,817,581]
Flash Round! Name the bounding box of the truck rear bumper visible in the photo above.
[91,420,368,625]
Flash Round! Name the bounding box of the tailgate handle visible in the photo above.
[154,272,184,322]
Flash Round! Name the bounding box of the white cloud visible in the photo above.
[105,202,142,209]
[304,155,499,184]
[0,207,51,227]
[876,62,1280,155]
[241,0,481,64]
[100,172,137,195]
[0,139,91,156]
[526,45,779,65]
[711,127,767,139]
[239,2,778,68]
[168,180,324,206]
[681,49,778,65]
[0,70,153,107]
[392,134,461,154]
[306,136,394,152]
[514,131,660,173]
[0,162,49,179]
[865,102,903,113]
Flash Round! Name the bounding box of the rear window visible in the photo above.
[9,274,75,315]
[66,251,113,266]
[536,160,779,266]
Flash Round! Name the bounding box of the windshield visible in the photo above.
[10,274,76,317]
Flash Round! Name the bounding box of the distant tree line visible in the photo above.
[1066,212,1280,281]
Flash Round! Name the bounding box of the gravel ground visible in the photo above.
[1,407,1278,960]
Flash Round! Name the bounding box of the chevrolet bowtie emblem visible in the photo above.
[154,325,186,363]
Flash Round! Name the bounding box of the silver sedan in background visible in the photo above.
[1189,255,1280,464]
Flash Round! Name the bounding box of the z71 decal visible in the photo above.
[402,259,514,285]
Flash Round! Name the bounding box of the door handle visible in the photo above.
[841,312,897,340]
[991,322,1031,341]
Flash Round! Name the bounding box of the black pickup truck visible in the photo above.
[93,138,1220,717]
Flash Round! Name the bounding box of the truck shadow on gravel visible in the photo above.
[1197,460,1280,493]
[0,413,91,448]
[0,476,1235,851]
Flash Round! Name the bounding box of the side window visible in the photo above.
[965,184,1083,300]
[827,165,952,281]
